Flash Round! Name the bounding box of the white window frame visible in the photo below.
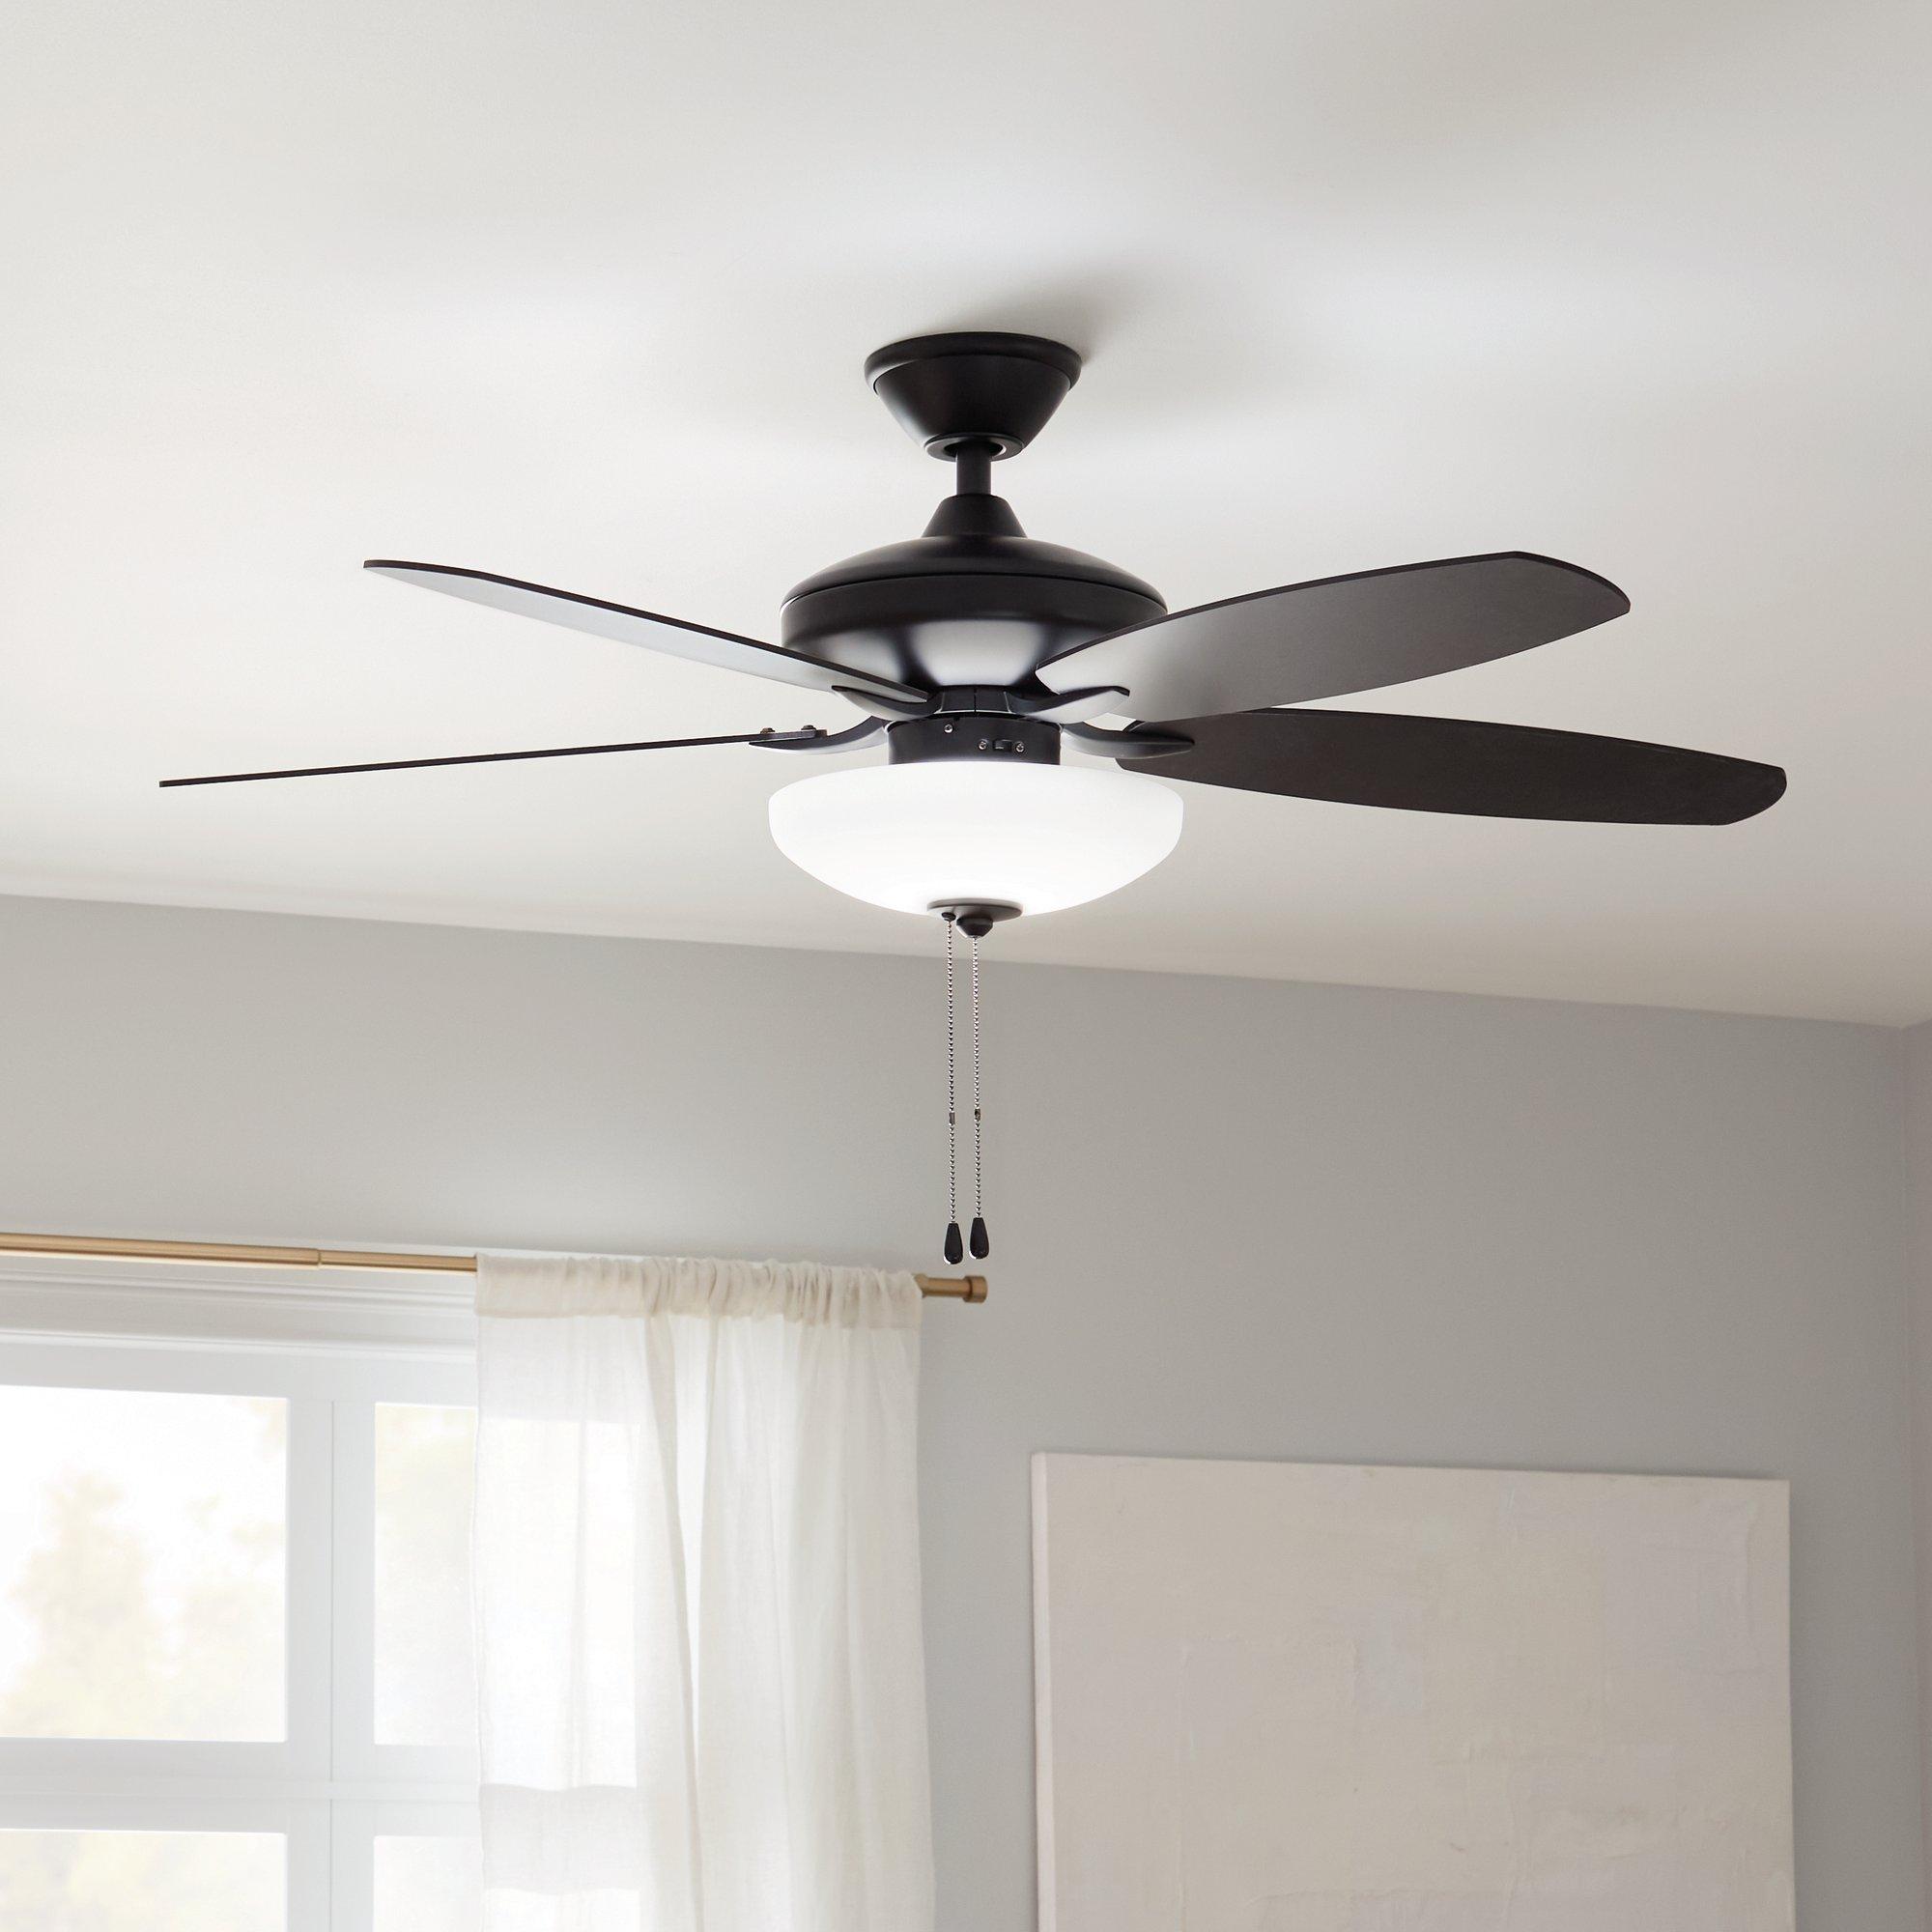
[0,1252,481,1932]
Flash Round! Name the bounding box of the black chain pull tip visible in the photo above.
[944,1220,965,1265]
[968,1215,989,1261]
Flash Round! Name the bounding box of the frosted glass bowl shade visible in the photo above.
[768,759,1183,917]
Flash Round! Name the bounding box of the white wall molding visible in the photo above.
[0,1253,474,1357]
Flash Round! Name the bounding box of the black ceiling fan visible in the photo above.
[165,327,1784,834]
[166,329,1786,1267]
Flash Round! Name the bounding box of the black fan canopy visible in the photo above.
[166,330,1784,905]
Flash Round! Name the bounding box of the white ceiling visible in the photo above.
[4,0,1927,1021]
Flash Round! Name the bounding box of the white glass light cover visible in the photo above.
[769,759,1182,917]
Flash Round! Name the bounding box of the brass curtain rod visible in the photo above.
[0,1232,987,1302]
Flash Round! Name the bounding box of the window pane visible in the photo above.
[0,1829,284,1929]
[375,1833,481,1931]
[374,1405,476,1747]
[0,1387,286,1740]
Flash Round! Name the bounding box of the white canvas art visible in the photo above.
[1033,1454,1793,1932]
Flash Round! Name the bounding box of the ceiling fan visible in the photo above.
[166,329,1785,1262]
[166,327,1785,936]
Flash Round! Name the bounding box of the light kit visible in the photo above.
[768,757,1182,920]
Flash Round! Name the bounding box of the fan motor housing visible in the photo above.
[781,490,1163,692]
[781,530,1162,691]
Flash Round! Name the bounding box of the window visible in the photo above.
[0,1255,479,1930]
[0,1385,288,1742]
[373,1819,483,1929]
[0,1823,286,1926]
[373,1406,477,1750]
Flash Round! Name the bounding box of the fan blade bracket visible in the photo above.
[1008,685,1130,724]
[749,718,890,754]
[1061,720,1195,758]
[830,684,933,720]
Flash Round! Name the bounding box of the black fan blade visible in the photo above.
[365,561,927,711]
[1119,710,1785,824]
[162,725,841,788]
[1038,553,1629,717]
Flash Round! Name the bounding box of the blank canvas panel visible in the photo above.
[1033,1454,1793,1932]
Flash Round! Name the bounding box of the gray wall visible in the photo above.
[1909,1020,1932,1909]
[0,893,1919,1927]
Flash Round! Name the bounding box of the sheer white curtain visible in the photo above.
[473,1253,934,1932]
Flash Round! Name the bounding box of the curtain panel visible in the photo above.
[474,1253,934,1932]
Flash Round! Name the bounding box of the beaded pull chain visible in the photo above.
[968,927,989,1260]
[940,912,991,1264]
[943,918,963,1265]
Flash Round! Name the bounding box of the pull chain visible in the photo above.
[969,927,989,1260]
[942,917,963,1265]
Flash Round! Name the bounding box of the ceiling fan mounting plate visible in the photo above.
[865,330,1082,459]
